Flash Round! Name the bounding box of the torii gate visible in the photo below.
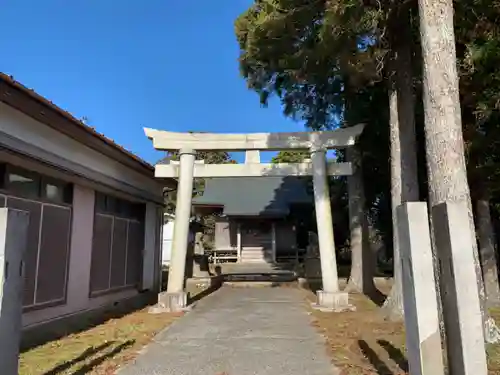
[145,124,365,312]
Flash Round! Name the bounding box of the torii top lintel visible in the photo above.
[144,124,365,152]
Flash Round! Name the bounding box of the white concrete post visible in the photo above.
[156,149,196,312]
[310,146,352,311]
[397,203,444,375]
[271,222,277,263]
[432,201,488,375]
[0,208,29,375]
[237,223,242,263]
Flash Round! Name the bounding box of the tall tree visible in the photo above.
[454,0,500,307]
[417,0,500,343]
[382,5,421,320]
[345,145,376,294]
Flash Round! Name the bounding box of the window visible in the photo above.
[95,192,107,211]
[42,178,73,204]
[0,163,6,189]
[95,192,145,221]
[6,167,41,198]
[1,165,73,204]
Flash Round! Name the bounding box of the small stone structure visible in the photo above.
[145,126,365,312]
[432,201,488,375]
[397,203,444,375]
[396,200,489,375]
[0,208,29,374]
[303,232,321,280]
[192,232,210,278]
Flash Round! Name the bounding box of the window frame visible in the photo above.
[5,165,42,199]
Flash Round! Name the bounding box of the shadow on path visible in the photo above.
[42,340,134,375]
[377,339,408,372]
[358,340,394,375]
[367,288,387,307]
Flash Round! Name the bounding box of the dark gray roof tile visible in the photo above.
[193,177,311,216]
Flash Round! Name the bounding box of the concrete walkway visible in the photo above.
[118,286,338,375]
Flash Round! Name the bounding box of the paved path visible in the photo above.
[118,286,338,375]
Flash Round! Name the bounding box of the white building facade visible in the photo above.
[0,74,170,329]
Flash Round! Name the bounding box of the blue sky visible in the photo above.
[0,1,307,164]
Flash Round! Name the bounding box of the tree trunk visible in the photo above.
[477,196,500,307]
[418,0,500,343]
[346,147,376,294]
[382,12,420,321]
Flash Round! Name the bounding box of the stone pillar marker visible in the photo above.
[432,201,488,375]
[397,203,444,375]
[0,208,29,375]
[157,148,196,312]
[192,232,210,278]
[310,144,351,311]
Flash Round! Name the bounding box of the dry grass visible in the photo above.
[307,284,407,375]
[307,282,500,375]
[488,308,500,374]
[19,308,181,375]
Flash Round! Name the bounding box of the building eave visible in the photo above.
[0,73,162,179]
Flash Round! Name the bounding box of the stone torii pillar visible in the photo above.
[157,148,196,312]
[310,142,353,312]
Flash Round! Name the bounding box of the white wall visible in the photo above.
[162,220,174,265]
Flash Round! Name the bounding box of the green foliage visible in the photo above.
[234,0,389,130]
[271,150,310,163]
[454,1,500,204]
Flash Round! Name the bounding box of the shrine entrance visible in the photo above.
[145,125,365,312]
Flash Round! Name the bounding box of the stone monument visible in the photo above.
[432,201,488,375]
[0,208,29,375]
[304,232,322,280]
[192,232,210,278]
[397,202,444,375]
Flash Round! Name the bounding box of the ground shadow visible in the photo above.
[377,339,408,372]
[21,293,154,352]
[70,340,134,375]
[187,276,223,305]
[367,287,388,307]
[185,265,223,305]
[223,272,297,283]
[358,340,394,375]
[42,342,113,375]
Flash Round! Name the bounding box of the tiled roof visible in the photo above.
[193,176,312,216]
